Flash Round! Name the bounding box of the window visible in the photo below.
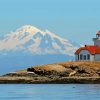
[87,54,90,60]
[78,55,79,60]
[80,54,83,60]
[84,55,86,60]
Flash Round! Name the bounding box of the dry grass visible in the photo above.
[35,64,66,72]
[14,61,100,74]
[59,61,100,69]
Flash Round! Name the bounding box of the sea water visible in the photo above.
[0,84,100,100]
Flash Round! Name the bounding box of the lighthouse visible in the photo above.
[93,31,100,46]
[75,31,100,61]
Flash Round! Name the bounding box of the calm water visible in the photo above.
[0,84,100,100]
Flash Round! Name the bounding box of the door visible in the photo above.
[84,55,86,60]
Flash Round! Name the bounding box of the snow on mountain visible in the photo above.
[0,25,78,56]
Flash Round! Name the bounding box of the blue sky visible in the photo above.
[0,0,100,45]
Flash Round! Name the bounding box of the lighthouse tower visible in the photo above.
[93,31,100,46]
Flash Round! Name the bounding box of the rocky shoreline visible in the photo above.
[0,61,100,84]
[0,76,100,84]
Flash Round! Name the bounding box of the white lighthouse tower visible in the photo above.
[93,31,100,46]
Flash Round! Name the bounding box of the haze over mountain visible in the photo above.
[0,25,78,74]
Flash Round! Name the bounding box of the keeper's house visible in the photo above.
[75,31,100,61]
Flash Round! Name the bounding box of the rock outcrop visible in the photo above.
[26,61,100,77]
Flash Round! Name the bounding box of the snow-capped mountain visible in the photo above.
[0,25,78,56]
[0,25,79,74]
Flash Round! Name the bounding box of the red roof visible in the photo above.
[75,45,100,55]
[97,31,100,35]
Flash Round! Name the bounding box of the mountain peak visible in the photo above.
[16,25,41,34]
[16,25,64,39]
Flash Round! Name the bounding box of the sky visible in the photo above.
[0,0,100,45]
